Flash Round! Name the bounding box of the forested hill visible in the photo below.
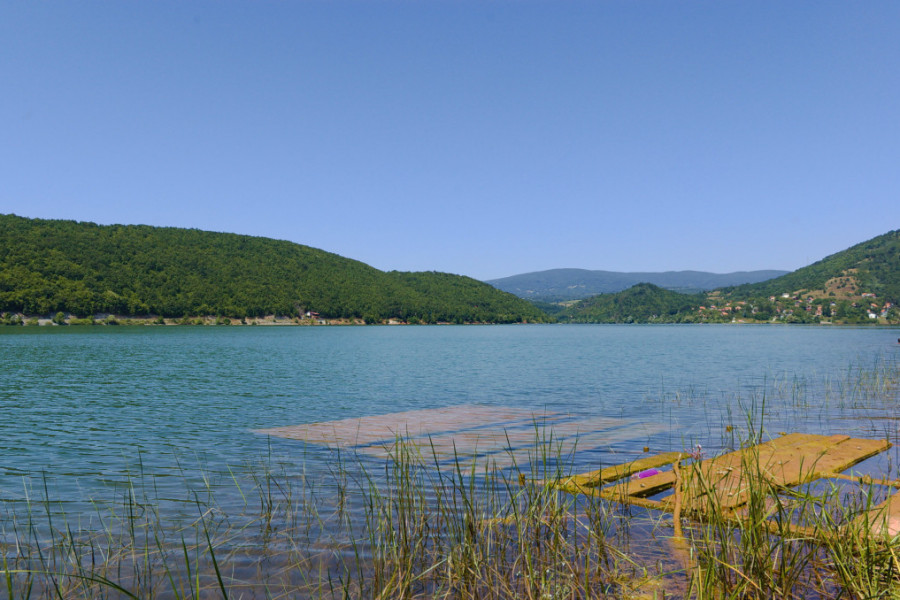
[0,214,549,323]
[487,268,787,301]
[559,230,900,324]
[558,283,700,323]
[720,229,900,303]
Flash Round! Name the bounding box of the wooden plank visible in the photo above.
[772,437,890,487]
[806,437,890,479]
[702,434,854,509]
[651,435,828,511]
[601,469,678,499]
[854,491,900,539]
[556,433,897,543]
[256,406,656,466]
[563,433,900,544]
[557,451,689,490]
[655,434,877,512]
[832,472,900,488]
[595,437,822,505]
[255,405,547,447]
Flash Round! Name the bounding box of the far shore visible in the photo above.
[2,313,383,326]
[0,313,504,327]
[2,312,898,327]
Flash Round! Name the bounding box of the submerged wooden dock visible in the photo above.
[549,432,900,539]
[256,404,669,472]
[258,408,900,539]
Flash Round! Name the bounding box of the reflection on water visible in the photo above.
[1,325,899,596]
[1,325,898,508]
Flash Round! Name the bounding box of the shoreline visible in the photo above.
[0,313,507,327]
[1,312,898,327]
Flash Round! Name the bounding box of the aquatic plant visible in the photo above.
[2,359,900,598]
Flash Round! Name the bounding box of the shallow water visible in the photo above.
[1,324,899,513]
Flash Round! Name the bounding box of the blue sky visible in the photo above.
[2,2,898,280]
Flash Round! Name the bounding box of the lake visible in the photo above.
[2,324,899,515]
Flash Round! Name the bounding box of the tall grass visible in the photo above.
[671,399,900,600]
[1,436,657,599]
[3,431,900,598]
[2,357,900,598]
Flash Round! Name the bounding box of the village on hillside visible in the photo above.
[698,273,898,324]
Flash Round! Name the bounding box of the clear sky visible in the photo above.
[2,2,898,280]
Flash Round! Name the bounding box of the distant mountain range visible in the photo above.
[2,213,896,326]
[558,229,900,324]
[486,269,789,302]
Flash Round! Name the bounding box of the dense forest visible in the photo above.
[558,283,700,323]
[0,215,549,324]
[3,215,896,326]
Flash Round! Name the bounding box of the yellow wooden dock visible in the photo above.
[257,407,900,539]
[548,433,900,538]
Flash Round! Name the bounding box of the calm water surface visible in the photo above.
[1,325,899,511]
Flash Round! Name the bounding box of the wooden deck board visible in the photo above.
[646,434,855,511]
[694,433,856,509]
[601,469,679,499]
[559,433,895,540]
[256,405,668,472]
[802,438,891,480]
[559,451,688,491]
[855,491,900,539]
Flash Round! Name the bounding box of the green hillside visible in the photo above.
[0,214,549,324]
[722,229,900,303]
[559,283,700,323]
[561,230,900,325]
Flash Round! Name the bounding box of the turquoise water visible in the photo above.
[1,325,899,512]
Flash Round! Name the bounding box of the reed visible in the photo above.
[2,358,899,598]
[1,432,661,599]
[4,434,900,599]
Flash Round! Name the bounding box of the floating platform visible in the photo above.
[259,410,900,539]
[256,404,668,472]
[549,432,900,539]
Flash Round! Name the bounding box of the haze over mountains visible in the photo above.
[487,269,789,302]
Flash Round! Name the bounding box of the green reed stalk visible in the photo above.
[4,358,899,599]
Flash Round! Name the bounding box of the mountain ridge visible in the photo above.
[720,229,900,302]
[487,268,789,301]
[559,229,900,324]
